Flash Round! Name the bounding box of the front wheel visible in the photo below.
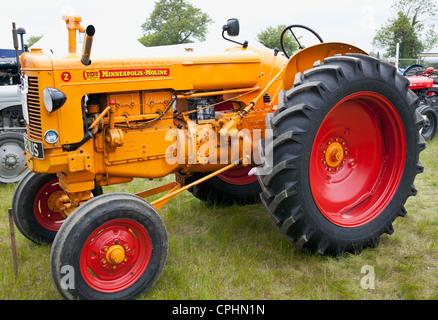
[50,193,168,300]
[0,131,29,184]
[418,105,437,140]
[12,172,103,244]
[258,54,425,255]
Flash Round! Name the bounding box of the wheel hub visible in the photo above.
[322,137,348,171]
[47,190,65,213]
[34,179,66,231]
[2,153,19,169]
[106,244,126,264]
[80,219,153,293]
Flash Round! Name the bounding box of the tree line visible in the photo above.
[139,0,437,61]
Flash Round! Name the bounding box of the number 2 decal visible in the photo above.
[61,72,71,82]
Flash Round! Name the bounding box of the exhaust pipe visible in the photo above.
[11,22,21,73]
[81,25,95,66]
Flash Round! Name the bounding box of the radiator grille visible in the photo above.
[27,76,42,141]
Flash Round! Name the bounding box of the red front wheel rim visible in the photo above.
[80,219,152,293]
[33,178,65,231]
[309,92,406,227]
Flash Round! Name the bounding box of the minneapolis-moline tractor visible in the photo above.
[11,16,425,299]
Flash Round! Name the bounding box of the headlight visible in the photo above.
[43,87,67,113]
[44,129,59,144]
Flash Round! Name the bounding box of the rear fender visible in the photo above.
[283,42,368,90]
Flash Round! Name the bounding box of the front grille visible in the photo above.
[27,76,42,141]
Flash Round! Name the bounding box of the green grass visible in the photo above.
[1,139,437,300]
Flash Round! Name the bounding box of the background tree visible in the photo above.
[373,11,424,58]
[26,35,42,48]
[372,0,438,59]
[256,25,298,55]
[139,0,213,47]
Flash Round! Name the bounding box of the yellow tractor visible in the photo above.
[12,16,425,299]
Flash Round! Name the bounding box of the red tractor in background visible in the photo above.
[405,65,438,140]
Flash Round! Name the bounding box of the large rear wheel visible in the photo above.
[258,54,425,255]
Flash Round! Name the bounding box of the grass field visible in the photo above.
[0,139,437,300]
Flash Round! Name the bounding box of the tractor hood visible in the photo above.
[26,27,262,66]
[406,76,434,89]
[20,27,278,93]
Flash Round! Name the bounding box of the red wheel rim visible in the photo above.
[309,92,406,227]
[33,178,65,231]
[80,219,152,293]
[217,166,257,185]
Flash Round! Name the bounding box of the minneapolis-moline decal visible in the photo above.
[83,68,170,80]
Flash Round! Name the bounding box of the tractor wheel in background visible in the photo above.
[404,65,425,76]
[0,131,29,184]
[50,193,168,300]
[12,171,103,244]
[418,105,437,140]
[258,54,425,256]
[188,166,261,206]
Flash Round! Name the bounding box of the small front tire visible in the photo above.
[50,193,168,300]
[12,172,103,244]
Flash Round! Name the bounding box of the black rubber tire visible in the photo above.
[404,66,426,76]
[187,171,261,206]
[0,131,29,184]
[258,54,425,256]
[418,105,437,140]
[12,171,103,244]
[50,193,168,300]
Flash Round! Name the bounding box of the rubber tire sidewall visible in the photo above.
[12,172,60,244]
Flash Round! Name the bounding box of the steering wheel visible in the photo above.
[280,25,324,59]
